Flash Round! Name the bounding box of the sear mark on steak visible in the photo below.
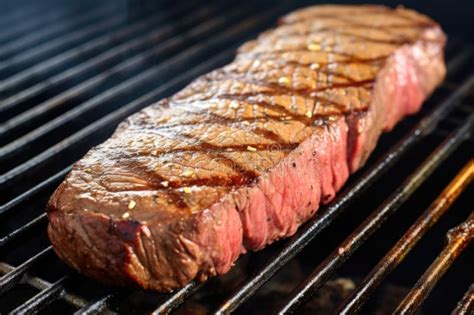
[47,5,446,291]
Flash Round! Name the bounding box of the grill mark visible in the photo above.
[178,133,260,187]
[153,141,299,154]
[243,48,390,64]
[281,56,387,68]
[117,160,189,209]
[217,63,359,83]
[138,107,346,132]
[168,175,253,188]
[274,28,422,46]
[388,8,436,26]
[216,77,374,99]
[274,25,423,42]
[237,52,390,67]
[218,94,313,124]
[198,66,375,100]
[292,29,422,46]
[283,11,434,29]
[201,111,288,144]
[251,126,286,143]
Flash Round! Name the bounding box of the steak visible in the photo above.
[47,5,446,292]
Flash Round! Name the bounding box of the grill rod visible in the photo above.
[0,247,52,294]
[9,276,69,315]
[214,77,473,314]
[0,2,89,44]
[0,0,200,112]
[0,213,47,247]
[395,211,474,314]
[150,282,203,315]
[276,114,473,315]
[337,159,473,313]
[0,166,69,217]
[0,4,115,61]
[0,6,124,77]
[73,294,114,315]
[0,263,87,309]
[452,284,474,315]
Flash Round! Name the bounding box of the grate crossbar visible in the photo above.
[0,0,237,148]
[394,211,474,314]
[337,159,474,314]
[0,0,201,108]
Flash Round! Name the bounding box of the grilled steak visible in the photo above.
[47,5,446,292]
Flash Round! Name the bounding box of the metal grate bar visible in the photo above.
[0,6,125,77]
[452,284,474,315]
[0,4,42,31]
[0,213,47,247]
[337,159,474,314]
[0,167,70,216]
[443,49,473,79]
[0,0,287,188]
[73,294,113,315]
[394,211,474,314]
[9,276,68,315]
[0,2,81,44]
[276,115,473,315]
[0,262,87,309]
[0,0,234,148]
[151,282,204,315]
[0,246,52,295]
[214,76,473,314]
[0,0,200,110]
[0,4,116,61]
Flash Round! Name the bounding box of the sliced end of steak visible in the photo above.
[47,5,446,292]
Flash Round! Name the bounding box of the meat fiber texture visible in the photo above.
[47,5,446,291]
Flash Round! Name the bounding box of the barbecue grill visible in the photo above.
[0,0,472,314]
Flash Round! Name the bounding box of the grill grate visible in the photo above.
[0,0,473,314]
[338,160,473,314]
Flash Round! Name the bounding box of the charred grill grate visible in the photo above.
[0,0,473,314]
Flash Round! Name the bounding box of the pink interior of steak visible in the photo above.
[47,5,446,291]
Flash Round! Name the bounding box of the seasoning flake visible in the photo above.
[307,43,321,51]
[182,168,194,177]
[229,100,239,109]
[128,200,136,210]
[278,76,291,85]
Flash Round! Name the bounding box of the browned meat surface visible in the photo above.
[47,5,446,292]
